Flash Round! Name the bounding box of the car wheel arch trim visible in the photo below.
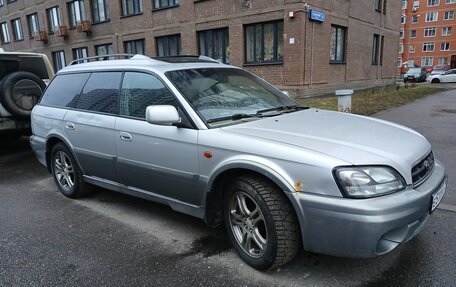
[46,133,84,175]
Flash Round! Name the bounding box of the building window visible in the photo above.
[424,27,437,37]
[402,0,407,9]
[399,29,404,38]
[412,15,419,23]
[411,29,417,37]
[399,44,404,53]
[95,43,113,60]
[427,0,440,6]
[425,11,438,21]
[397,58,403,67]
[408,59,415,66]
[27,13,40,38]
[156,34,181,56]
[401,15,406,24]
[421,57,433,66]
[153,0,179,10]
[442,27,452,35]
[440,42,450,51]
[0,0,4,6]
[11,18,23,41]
[446,0,456,3]
[438,58,448,65]
[121,0,142,16]
[372,34,380,65]
[375,0,382,11]
[0,22,10,43]
[198,28,229,63]
[68,0,86,28]
[423,42,435,52]
[124,39,145,54]
[73,47,89,63]
[409,44,416,53]
[47,6,62,33]
[52,50,66,71]
[443,10,454,19]
[330,25,346,63]
[91,0,109,23]
[244,21,284,64]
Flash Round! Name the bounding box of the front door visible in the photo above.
[115,72,201,205]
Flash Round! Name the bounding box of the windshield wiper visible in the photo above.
[207,113,257,124]
[256,105,307,116]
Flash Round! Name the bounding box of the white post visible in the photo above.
[336,89,353,113]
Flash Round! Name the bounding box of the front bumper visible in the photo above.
[290,160,447,258]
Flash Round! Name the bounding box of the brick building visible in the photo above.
[0,0,401,97]
[398,0,456,73]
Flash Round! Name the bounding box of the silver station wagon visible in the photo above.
[31,55,447,270]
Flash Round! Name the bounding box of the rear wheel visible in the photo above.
[431,78,440,83]
[50,143,92,198]
[223,175,300,270]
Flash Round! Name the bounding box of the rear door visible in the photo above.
[64,72,122,182]
[115,71,201,205]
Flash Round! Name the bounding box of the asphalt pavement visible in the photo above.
[0,89,455,286]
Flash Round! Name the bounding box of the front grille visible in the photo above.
[412,151,435,186]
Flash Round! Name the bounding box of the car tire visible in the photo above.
[431,78,440,83]
[223,175,300,270]
[0,71,46,118]
[50,143,92,199]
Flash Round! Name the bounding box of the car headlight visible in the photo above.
[333,166,406,198]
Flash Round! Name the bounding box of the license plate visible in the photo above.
[431,181,447,212]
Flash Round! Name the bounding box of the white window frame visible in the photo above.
[1,22,10,43]
[443,10,454,19]
[411,29,417,38]
[424,27,437,37]
[425,11,439,21]
[445,0,455,4]
[421,57,434,66]
[427,0,440,6]
[423,42,435,52]
[442,27,452,35]
[11,18,24,41]
[409,59,415,66]
[397,58,403,67]
[402,0,407,9]
[410,44,416,53]
[440,42,450,51]
[400,29,405,39]
[438,58,448,66]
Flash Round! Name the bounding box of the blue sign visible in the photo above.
[309,10,325,23]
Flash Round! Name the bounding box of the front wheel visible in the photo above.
[431,78,440,83]
[223,175,300,270]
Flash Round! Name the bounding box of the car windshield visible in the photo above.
[166,68,298,127]
[408,68,421,73]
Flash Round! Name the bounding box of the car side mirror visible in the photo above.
[145,105,181,126]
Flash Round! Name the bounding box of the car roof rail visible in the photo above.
[68,53,142,65]
[151,55,221,64]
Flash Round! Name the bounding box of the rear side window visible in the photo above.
[120,72,177,118]
[75,72,121,114]
[40,73,89,108]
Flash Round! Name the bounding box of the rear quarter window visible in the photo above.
[40,73,90,108]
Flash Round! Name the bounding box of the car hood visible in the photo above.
[222,109,431,180]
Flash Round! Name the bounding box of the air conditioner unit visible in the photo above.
[76,20,92,33]
[34,31,48,43]
[55,25,69,38]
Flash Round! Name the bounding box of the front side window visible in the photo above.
[166,68,296,127]
[423,42,435,52]
[91,0,109,22]
[52,50,66,71]
[124,39,145,54]
[153,0,179,10]
[47,6,62,33]
[40,73,90,108]
[11,18,23,41]
[120,72,177,118]
[121,0,142,16]
[75,72,122,114]
[372,34,380,65]
[443,10,454,19]
[1,22,10,43]
[156,34,181,56]
[73,47,89,63]
[68,0,86,28]
[198,28,229,63]
[245,21,283,64]
[330,25,346,63]
[95,43,113,59]
[27,13,40,38]
[424,27,437,37]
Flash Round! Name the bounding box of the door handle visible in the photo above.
[65,122,75,130]
[119,132,132,142]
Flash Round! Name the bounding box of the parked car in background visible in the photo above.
[0,51,54,137]
[430,64,450,76]
[31,55,447,270]
[403,67,427,82]
[428,69,456,83]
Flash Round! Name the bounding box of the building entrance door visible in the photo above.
[451,55,456,69]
